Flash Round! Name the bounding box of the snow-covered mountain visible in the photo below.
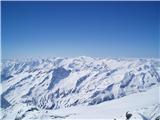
[1,56,160,119]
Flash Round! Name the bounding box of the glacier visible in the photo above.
[0,56,160,120]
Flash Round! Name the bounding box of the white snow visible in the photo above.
[1,57,160,120]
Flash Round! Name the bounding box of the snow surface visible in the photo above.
[1,57,160,119]
[1,86,159,120]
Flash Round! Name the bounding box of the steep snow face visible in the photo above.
[1,57,160,112]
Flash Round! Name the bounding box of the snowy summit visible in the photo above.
[1,57,160,120]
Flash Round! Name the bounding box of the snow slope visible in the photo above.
[1,57,160,119]
[54,86,159,120]
[1,85,159,120]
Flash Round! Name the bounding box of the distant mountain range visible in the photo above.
[1,57,160,119]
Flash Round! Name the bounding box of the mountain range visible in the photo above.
[1,56,160,120]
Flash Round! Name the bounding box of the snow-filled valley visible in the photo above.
[0,56,160,120]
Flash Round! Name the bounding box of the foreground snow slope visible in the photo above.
[2,85,159,120]
[54,86,159,120]
[1,57,160,119]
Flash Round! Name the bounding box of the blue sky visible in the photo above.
[2,1,160,58]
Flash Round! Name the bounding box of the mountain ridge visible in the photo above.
[1,57,160,119]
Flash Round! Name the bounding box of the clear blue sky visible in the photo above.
[2,1,160,58]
